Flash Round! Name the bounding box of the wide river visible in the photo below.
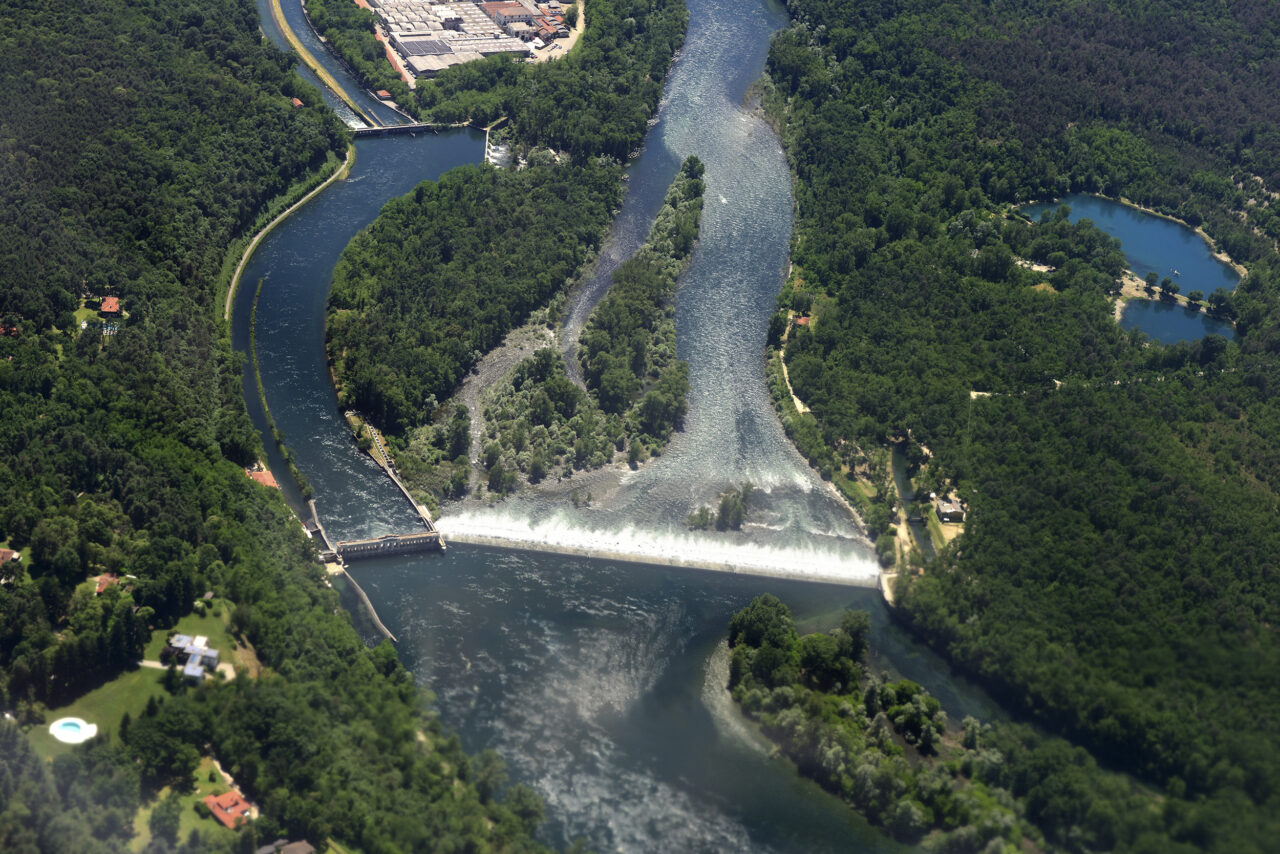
[235,0,998,849]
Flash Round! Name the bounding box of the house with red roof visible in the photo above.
[204,790,254,830]
[0,549,20,584]
[100,296,120,315]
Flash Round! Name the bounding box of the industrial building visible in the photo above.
[368,0,534,78]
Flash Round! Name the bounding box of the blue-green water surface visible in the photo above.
[1023,193,1238,343]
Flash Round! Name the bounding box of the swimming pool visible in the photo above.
[48,716,98,745]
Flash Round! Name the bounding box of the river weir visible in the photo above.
[231,0,993,848]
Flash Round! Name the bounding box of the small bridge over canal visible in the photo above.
[352,122,449,138]
[311,450,444,566]
[309,481,442,645]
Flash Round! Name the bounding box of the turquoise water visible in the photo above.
[1023,194,1238,343]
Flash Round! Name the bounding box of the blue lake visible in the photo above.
[1023,193,1238,344]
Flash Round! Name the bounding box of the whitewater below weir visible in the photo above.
[438,492,879,585]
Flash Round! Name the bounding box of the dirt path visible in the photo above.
[269,0,374,124]
[778,354,810,414]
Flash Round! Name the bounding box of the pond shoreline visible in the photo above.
[1031,191,1247,279]
[1111,194,1248,278]
[1026,192,1242,341]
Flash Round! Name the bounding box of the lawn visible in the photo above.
[925,508,964,550]
[130,757,239,852]
[28,667,168,762]
[73,305,99,329]
[143,602,234,660]
[143,598,262,676]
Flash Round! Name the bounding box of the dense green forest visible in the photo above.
[458,157,703,495]
[727,595,1203,852]
[765,0,1280,849]
[0,0,547,848]
[327,161,624,434]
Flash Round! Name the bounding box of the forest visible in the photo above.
[467,157,703,495]
[727,594,1209,853]
[327,160,626,434]
[0,0,547,849]
[764,0,1280,849]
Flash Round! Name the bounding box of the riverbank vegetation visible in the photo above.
[765,0,1280,847]
[328,160,624,433]
[0,0,549,848]
[727,595,1193,852]
[409,157,703,498]
[304,0,417,113]
[765,347,899,559]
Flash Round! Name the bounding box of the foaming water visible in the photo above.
[473,0,875,576]
[437,505,879,583]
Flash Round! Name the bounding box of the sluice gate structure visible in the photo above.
[352,122,443,137]
[329,530,444,562]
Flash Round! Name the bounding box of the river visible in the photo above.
[235,0,997,849]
